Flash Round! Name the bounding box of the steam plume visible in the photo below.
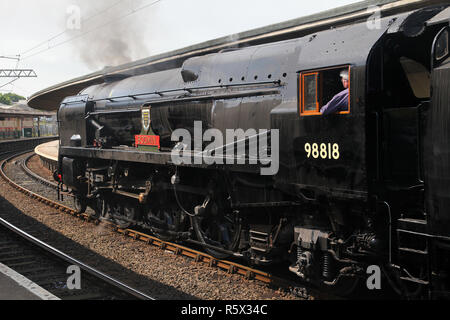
[66,0,151,70]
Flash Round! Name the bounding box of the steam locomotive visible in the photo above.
[56,5,450,298]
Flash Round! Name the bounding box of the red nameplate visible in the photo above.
[135,135,160,149]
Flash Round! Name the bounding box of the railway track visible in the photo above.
[2,149,312,298]
[0,140,154,300]
[0,216,153,300]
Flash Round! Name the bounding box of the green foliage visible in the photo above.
[0,93,25,105]
[0,95,11,105]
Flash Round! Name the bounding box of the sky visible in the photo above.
[0,0,361,98]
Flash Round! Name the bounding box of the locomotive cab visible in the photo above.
[363,7,450,297]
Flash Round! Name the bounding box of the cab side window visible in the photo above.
[299,66,351,116]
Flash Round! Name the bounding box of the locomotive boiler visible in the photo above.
[56,5,450,298]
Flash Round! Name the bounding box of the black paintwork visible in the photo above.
[425,57,450,236]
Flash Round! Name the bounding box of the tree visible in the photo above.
[4,93,25,103]
[0,94,12,105]
[0,93,25,105]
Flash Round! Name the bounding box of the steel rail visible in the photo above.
[8,151,292,289]
[0,152,155,300]
[22,152,58,188]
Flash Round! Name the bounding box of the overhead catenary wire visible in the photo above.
[0,79,31,95]
[0,56,18,90]
[20,0,128,57]
[0,78,19,90]
[0,55,20,61]
[21,0,164,61]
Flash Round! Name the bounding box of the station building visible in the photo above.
[0,100,57,140]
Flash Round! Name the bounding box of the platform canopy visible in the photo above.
[28,0,447,111]
[0,101,55,117]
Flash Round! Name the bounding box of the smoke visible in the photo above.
[66,0,152,70]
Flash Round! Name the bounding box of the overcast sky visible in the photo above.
[0,0,361,98]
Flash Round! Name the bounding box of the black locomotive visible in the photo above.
[56,5,450,298]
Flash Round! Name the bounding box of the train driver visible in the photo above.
[320,69,349,115]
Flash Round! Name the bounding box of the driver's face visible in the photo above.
[342,78,349,89]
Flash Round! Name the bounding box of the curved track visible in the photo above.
[0,139,154,300]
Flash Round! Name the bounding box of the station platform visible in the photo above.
[0,262,59,300]
[34,140,59,172]
[34,140,58,162]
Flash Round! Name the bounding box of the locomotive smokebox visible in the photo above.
[58,95,93,148]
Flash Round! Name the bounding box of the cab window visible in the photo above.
[299,66,351,116]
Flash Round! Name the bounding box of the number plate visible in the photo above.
[135,135,160,149]
[304,142,340,160]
